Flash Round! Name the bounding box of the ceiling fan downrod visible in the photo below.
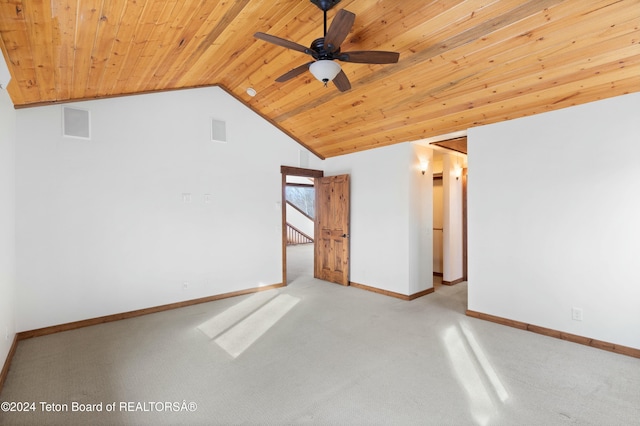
[324,9,327,37]
[311,0,340,37]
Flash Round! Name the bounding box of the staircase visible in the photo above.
[287,224,313,245]
[286,200,314,245]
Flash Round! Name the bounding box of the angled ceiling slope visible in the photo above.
[1,0,638,158]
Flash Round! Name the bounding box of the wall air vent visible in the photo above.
[62,107,91,139]
[211,118,227,143]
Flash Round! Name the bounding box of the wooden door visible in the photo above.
[314,174,350,285]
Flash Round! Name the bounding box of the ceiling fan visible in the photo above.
[254,0,400,92]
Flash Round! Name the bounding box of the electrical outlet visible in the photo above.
[572,307,583,321]
[182,193,192,203]
[182,282,189,290]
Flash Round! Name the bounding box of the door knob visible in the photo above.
[342,234,350,238]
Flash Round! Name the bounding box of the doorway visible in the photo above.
[280,166,323,285]
[430,152,468,288]
[433,173,444,286]
[280,166,351,287]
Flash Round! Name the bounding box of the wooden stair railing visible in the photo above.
[287,223,313,245]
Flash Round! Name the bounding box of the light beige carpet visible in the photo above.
[1,245,639,425]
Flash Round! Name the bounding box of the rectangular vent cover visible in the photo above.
[63,107,91,139]
[211,118,227,142]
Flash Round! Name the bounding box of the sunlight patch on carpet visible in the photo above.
[442,324,497,426]
[214,294,300,358]
[460,323,509,403]
[197,289,279,339]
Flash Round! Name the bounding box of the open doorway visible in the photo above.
[280,166,323,285]
[285,175,315,283]
[433,173,444,288]
[430,150,467,289]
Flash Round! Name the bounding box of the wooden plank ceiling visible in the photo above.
[432,137,468,155]
[1,0,639,158]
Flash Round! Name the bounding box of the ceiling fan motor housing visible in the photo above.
[310,0,342,11]
[310,38,340,60]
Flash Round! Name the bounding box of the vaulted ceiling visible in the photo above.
[1,0,638,158]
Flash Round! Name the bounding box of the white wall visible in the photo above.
[408,145,433,295]
[313,143,433,296]
[468,92,640,349]
[442,154,464,282]
[0,89,16,365]
[286,203,314,239]
[15,87,309,331]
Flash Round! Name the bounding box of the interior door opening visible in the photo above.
[280,167,351,287]
[433,174,444,288]
[285,176,316,283]
[430,151,467,290]
[281,166,323,285]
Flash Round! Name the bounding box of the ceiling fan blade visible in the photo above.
[275,62,314,82]
[254,32,309,54]
[333,69,351,92]
[338,51,400,64]
[324,9,355,52]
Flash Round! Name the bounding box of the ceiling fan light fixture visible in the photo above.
[309,60,341,86]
